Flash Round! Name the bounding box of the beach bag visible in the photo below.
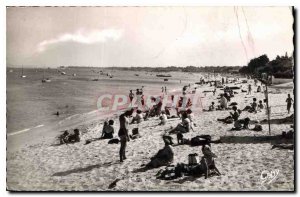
[188,153,198,165]
[132,128,139,135]
[253,124,262,131]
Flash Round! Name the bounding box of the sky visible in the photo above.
[6,6,294,67]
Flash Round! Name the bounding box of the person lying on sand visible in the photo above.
[168,112,191,134]
[101,120,115,139]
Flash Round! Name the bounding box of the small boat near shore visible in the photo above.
[156,74,172,78]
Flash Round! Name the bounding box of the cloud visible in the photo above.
[37,28,123,52]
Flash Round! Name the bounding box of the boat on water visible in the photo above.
[164,78,169,81]
[41,68,51,83]
[61,72,66,75]
[42,78,51,83]
[20,66,26,78]
[156,74,172,78]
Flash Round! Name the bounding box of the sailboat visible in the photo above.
[20,66,26,78]
[42,67,51,83]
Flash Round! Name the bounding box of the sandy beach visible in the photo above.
[6,73,294,191]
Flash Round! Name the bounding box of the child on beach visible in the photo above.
[209,102,215,111]
[101,120,115,139]
[286,94,293,114]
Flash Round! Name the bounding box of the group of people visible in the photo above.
[129,87,145,108]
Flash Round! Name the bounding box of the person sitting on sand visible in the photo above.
[101,120,115,139]
[200,144,221,179]
[257,85,261,93]
[219,94,228,110]
[217,106,240,124]
[131,110,144,124]
[243,98,258,113]
[230,106,240,121]
[209,102,215,111]
[257,100,264,111]
[145,136,174,168]
[152,96,163,116]
[250,98,258,113]
[168,112,191,134]
[159,111,168,125]
[67,129,81,143]
[232,117,250,130]
[186,109,196,127]
[224,92,231,102]
[59,130,70,144]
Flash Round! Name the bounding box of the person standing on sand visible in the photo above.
[118,111,130,162]
[129,90,134,106]
[165,86,167,94]
[286,94,293,114]
[162,87,164,93]
[248,84,252,95]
